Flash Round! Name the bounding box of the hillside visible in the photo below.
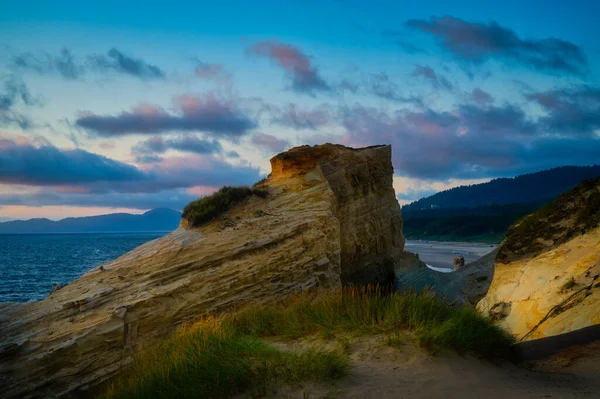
[0,208,181,234]
[402,201,546,243]
[403,165,600,211]
[401,165,600,243]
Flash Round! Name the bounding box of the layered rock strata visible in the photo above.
[0,144,406,398]
[478,177,600,341]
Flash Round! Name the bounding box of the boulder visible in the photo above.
[0,144,407,398]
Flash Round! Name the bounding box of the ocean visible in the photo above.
[0,232,168,302]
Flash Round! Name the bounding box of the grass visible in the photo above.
[498,177,600,263]
[102,288,514,399]
[101,317,348,399]
[182,185,268,227]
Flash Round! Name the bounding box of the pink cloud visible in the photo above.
[251,133,291,153]
[247,39,329,93]
[187,185,219,196]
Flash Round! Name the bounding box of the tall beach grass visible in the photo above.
[102,287,514,399]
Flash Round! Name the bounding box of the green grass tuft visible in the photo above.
[225,288,514,358]
[182,185,268,227]
[101,318,348,399]
[102,288,514,399]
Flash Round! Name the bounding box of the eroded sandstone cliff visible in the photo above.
[478,177,600,341]
[0,144,406,398]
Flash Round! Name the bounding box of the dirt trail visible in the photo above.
[262,335,600,399]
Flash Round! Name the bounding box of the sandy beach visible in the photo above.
[405,240,498,270]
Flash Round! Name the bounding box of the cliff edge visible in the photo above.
[0,144,406,398]
[478,177,600,341]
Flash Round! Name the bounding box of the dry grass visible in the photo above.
[102,288,514,399]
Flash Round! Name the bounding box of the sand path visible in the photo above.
[264,336,600,399]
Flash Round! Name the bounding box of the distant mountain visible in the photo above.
[0,208,182,234]
[403,165,600,211]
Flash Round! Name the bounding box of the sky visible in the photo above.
[1,0,599,221]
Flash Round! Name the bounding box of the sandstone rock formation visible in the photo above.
[0,144,407,398]
[478,177,600,341]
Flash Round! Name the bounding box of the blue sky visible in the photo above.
[1,0,599,220]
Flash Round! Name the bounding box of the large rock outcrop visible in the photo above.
[478,177,600,341]
[0,144,406,398]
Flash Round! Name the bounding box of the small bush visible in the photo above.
[182,186,268,227]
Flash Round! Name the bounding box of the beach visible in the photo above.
[404,240,498,270]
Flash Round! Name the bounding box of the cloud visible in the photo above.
[0,75,36,128]
[470,88,494,105]
[0,189,198,211]
[11,48,165,80]
[194,62,228,79]
[88,48,165,79]
[11,48,83,79]
[367,73,422,104]
[0,136,261,208]
[382,30,426,54]
[410,65,453,90]
[0,75,35,112]
[246,39,330,94]
[132,135,223,162]
[406,16,588,75]
[0,136,147,186]
[340,100,599,180]
[526,85,600,135]
[271,104,332,130]
[76,93,257,138]
[251,133,291,153]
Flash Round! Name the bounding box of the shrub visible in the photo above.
[182,186,268,227]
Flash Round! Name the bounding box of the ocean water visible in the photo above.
[0,232,168,302]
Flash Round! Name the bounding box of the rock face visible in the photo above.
[0,144,406,398]
[478,177,600,341]
[396,249,497,306]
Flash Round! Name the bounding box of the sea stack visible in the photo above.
[0,144,407,398]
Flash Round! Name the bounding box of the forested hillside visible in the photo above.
[402,166,600,243]
[404,166,600,211]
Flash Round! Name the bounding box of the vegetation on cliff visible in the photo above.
[103,288,514,399]
[182,185,268,227]
[497,177,600,263]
